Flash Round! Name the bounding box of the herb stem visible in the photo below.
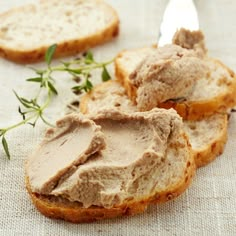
[1,114,38,134]
[52,59,114,73]
[2,91,53,133]
[1,46,113,159]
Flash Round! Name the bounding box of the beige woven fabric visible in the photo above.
[0,0,236,235]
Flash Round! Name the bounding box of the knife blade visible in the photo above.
[158,0,199,46]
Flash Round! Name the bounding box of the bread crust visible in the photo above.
[26,144,195,223]
[115,51,236,121]
[191,114,228,167]
[0,1,119,63]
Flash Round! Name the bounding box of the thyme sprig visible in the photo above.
[0,44,113,159]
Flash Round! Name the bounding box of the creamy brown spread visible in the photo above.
[27,108,183,208]
[172,28,207,57]
[129,29,208,111]
[26,114,106,194]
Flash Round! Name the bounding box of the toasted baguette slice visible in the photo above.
[115,46,236,120]
[26,109,195,223]
[183,114,228,167]
[26,154,195,223]
[0,0,119,63]
[80,80,137,114]
[80,80,228,168]
[25,182,150,223]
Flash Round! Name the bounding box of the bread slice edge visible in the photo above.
[0,1,119,63]
[25,151,195,223]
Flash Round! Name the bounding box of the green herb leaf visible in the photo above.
[72,85,84,93]
[84,51,94,64]
[71,86,83,95]
[85,79,93,91]
[2,136,10,159]
[27,122,36,128]
[66,68,82,74]
[20,97,31,104]
[102,66,111,81]
[48,81,58,95]
[26,77,42,83]
[72,79,93,93]
[18,106,26,120]
[13,91,32,109]
[61,61,70,67]
[45,44,57,65]
[85,51,94,61]
[31,99,40,108]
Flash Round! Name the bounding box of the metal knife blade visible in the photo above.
[158,0,199,46]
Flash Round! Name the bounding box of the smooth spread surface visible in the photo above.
[81,79,228,167]
[129,44,207,110]
[26,115,105,194]
[117,47,235,103]
[27,109,188,208]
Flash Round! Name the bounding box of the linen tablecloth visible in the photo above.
[0,0,236,235]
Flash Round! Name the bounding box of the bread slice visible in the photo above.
[26,109,195,223]
[80,80,137,114]
[0,0,119,63]
[183,114,228,167]
[80,80,228,168]
[115,46,236,120]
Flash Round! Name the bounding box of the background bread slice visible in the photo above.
[80,80,137,114]
[79,80,228,168]
[115,47,236,120]
[0,0,119,63]
[183,113,228,167]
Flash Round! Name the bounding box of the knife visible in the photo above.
[158,0,199,46]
